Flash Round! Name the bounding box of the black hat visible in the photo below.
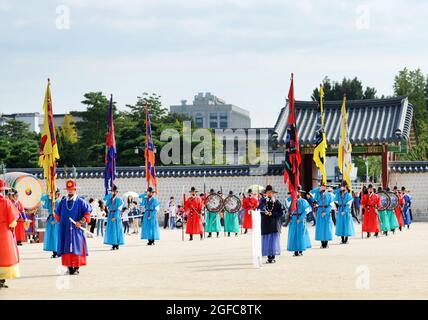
[401,186,406,191]
[368,184,373,189]
[209,188,215,193]
[229,190,233,195]
[55,188,60,194]
[247,189,252,194]
[265,185,277,193]
[190,186,197,192]
[147,186,154,193]
[393,186,398,190]
[110,185,118,192]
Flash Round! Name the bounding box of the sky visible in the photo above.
[0,0,427,128]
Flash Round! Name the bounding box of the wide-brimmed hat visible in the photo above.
[265,185,277,193]
[209,188,215,193]
[147,186,154,193]
[190,186,197,192]
[64,179,77,190]
[109,185,118,192]
[0,179,11,191]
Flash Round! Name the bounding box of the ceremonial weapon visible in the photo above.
[69,217,95,236]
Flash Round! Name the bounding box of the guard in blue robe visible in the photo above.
[104,185,125,250]
[401,187,412,228]
[310,185,335,249]
[55,179,92,275]
[139,187,161,245]
[42,190,61,257]
[287,192,312,256]
[334,185,355,243]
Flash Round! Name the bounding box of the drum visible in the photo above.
[223,195,241,213]
[387,192,399,210]
[4,172,43,211]
[205,193,224,213]
[377,191,391,211]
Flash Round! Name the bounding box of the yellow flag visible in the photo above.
[338,95,352,190]
[313,85,327,185]
[39,79,60,196]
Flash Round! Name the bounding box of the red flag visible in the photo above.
[283,73,301,211]
[145,102,158,193]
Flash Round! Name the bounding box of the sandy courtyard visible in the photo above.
[1,222,428,300]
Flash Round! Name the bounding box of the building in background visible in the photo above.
[170,92,251,129]
[0,112,81,133]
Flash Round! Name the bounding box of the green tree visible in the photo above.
[71,92,115,166]
[312,76,377,101]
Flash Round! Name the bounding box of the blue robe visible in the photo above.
[402,194,412,225]
[334,191,356,237]
[287,198,312,252]
[42,195,61,252]
[55,196,92,257]
[104,194,125,246]
[310,188,334,241]
[139,193,161,240]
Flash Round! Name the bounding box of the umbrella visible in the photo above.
[246,185,265,194]
[122,191,140,203]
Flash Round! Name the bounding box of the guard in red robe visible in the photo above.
[9,189,27,246]
[242,189,259,233]
[0,179,20,289]
[393,186,405,231]
[184,187,204,241]
[361,184,381,237]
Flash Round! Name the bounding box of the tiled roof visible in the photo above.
[389,161,428,173]
[274,96,413,146]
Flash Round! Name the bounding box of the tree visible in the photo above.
[60,114,78,143]
[393,68,428,135]
[0,120,39,168]
[71,92,115,166]
[312,76,377,101]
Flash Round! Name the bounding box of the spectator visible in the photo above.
[97,200,107,237]
[122,207,130,235]
[130,201,141,234]
[167,197,178,230]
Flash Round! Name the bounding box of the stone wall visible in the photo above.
[389,172,428,221]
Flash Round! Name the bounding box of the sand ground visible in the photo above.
[1,222,428,300]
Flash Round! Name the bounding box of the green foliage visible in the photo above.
[312,76,377,101]
[0,120,39,168]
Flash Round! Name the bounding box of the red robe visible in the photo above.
[242,197,258,229]
[0,195,20,279]
[394,193,405,227]
[13,200,26,242]
[361,193,381,233]
[184,195,204,235]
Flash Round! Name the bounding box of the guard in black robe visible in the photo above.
[258,185,284,264]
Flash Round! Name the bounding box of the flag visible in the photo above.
[283,73,301,212]
[39,79,59,203]
[145,102,158,193]
[104,94,116,195]
[338,95,353,190]
[313,84,327,185]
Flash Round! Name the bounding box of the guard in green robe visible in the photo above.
[377,187,391,236]
[224,191,240,236]
[205,189,222,238]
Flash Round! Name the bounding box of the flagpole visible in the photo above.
[145,101,151,224]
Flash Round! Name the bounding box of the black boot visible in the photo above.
[74,267,80,275]
[200,234,203,240]
[293,251,299,257]
[0,279,7,288]
[228,232,230,237]
[374,232,379,238]
[367,233,371,238]
[216,232,219,238]
[399,226,402,231]
[244,229,248,234]
[17,241,22,246]
[51,252,57,258]
[208,232,212,238]
[299,251,303,256]
[345,237,348,244]
[68,267,75,275]
[392,229,395,234]
[235,233,238,237]
[189,234,193,241]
